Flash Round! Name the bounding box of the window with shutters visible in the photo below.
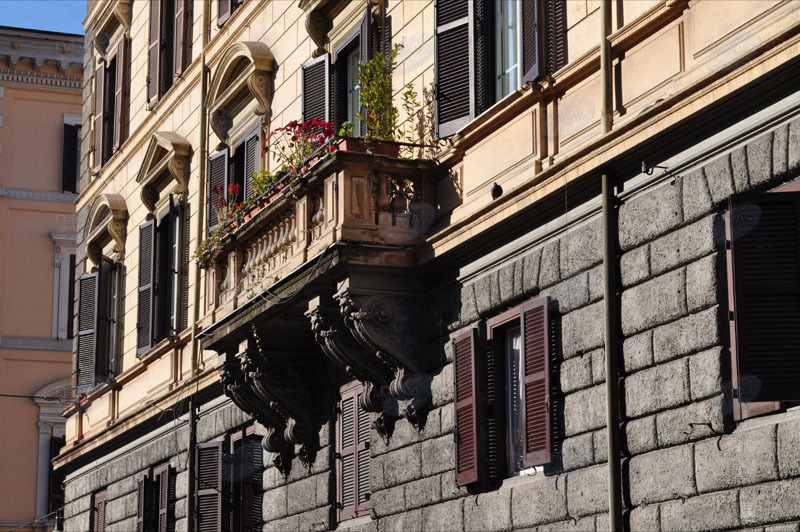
[453,296,553,487]
[91,18,130,173]
[206,123,260,232]
[217,0,243,27]
[336,381,371,521]
[196,442,222,532]
[726,190,800,421]
[92,490,108,532]
[225,426,263,532]
[136,464,173,532]
[148,0,193,109]
[138,199,190,355]
[434,0,566,137]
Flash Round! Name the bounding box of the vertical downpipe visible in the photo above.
[603,172,623,531]
[600,0,613,134]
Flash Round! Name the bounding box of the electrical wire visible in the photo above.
[9,506,64,532]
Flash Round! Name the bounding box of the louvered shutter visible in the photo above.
[473,0,492,115]
[196,442,222,532]
[76,273,99,394]
[356,386,371,515]
[225,433,242,532]
[380,14,392,56]
[112,38,126,151]
[173,0,185,80]
[148,0,161,107]
[92,62,104,171]
[218,0,232,26]
[543,0,567,74]
[62,123,78,192]
[302,55,329,122]
[730,193,800,402]
[337,384,358,521]
[242,435,263,531]
[435,0,473,137]
[207,151,228,231]
[179,202,190,332]
[137,221,155,356]
[157,466,172,532]
[521,0,541,82]
[136,476,157,532]
[95,260,113,377]
[93,491,107,532]
[158,0,174,99]
[520,297,551,466]
[243,128,260,200]
[358,9,373,137]
[453,329,479,486]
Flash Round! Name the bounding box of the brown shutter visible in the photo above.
[67,254,76,339]
[435,0,473,137]
[93,491,107,532]
[158,0,174,99]
[729,193,800,404]
[196,442,222,532]
[543,0,567,74]
[473,0,492,116]
[356,386,371,515]
[95,260,113,377]
[302,55,329,122]
[112,38,126,151]
[207,150,228,230]
[453,329,479,486]
[136,476,157,532]
[92,62,104,172]
[156,466,172,532]
[179,202,191,331]
[243,127,260,201]
[173,0,186,80]
[218,0,232,26]
[520,297,551,466]
[137,221,155,356]
[338,384,358,521]
[242,435,263,530]
[380,14,392,57]
[521,0,542,82]
[359,8,373,137]
[62,123,78,192]
[76,273,99,394]
[148,0,161,106]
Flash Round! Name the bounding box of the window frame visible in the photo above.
[147,0,192,109]
[91,25,129,174]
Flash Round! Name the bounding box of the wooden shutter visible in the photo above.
[136,476,157,532]
[207,150,228,231]
[158,0,174,99]
[453,329,479,486]
[521,0,542,83]
[218,0,232,26]
[137,221,155,356]
[359,9,373,137]
[473,0,492,116]
[196,442,222,532]
[112,38,127,151]
[729,193,800,404]
[520,297,551,466]
[95,260,113,377]
[243,128,260,201]
[435,0,473,137]
[543,0,567,74]
[173,0,186,80]
[148,0,161,106]
[302,55,329,122]
[156,466,172,532]
[76,273,99,394]
[62,123,78,192]
[179,202,191,332]
[337,382,370,521]
[93,491,107,532]
[92,62,104,172]
[242,435,263,531]
[67,254,76,339]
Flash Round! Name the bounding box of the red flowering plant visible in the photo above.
[263,118,337,179]
[192,182,244,269]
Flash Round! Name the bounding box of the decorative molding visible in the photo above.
[0,69,81,88]
[207,41,275,144]
[0,335,72,352]
[135,132,192,214]
[306,8,333,58]
[0,186,78,203]
[85,193,128,265]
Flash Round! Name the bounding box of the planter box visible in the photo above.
[336,137,401,157]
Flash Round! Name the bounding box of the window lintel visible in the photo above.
[85,193,128,266]
[136,132,192,215]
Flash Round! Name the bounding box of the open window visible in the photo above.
[453,296,554,487]
[136,462,174,532]
[147,0,193,108]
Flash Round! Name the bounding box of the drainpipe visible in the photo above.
[600,0,613,134]
[603,172,623,531]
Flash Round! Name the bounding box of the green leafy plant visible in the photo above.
[338,121,355,138]
[357,44,402,141]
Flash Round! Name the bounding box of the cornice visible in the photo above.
[0,187,78,203]
[0,68,81,88]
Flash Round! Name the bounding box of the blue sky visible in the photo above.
[1,0,86,35]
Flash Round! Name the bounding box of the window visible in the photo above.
[434,0,566,137]
[136,463,174,532]
[48,435,66,514]
[206,125,260,231]
[217,0,243,27]
[75,258,123,393]
[92,490,107,532]
[92,33,130,172]
[194,428,262,532]
[148,0,193,108]
[62,114,81,193]
[137,199,190,355]
[336,381,371,521]
[727,191,800,420]
[453,296,552,487]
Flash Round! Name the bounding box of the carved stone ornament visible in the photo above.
[91,0,132,56]
[135,132,192,214]
[207,42,275,144]
[85,193,128,266]
[306,9,333,58]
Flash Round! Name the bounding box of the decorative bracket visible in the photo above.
[84,193,128,266]
[135,132,192,214]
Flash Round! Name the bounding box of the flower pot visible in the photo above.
[336,138,401,157]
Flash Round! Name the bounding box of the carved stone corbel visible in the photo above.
[210,109,232,149]
[136,132,192,214]
[85,193,128,266]
[112,0,133,34]
[248,70,272,116]
[306,9,332,58]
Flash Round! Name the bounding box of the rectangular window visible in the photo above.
[61,123,80,193]
[345,45,361,132]
[336,381,371,521]
[226,426,263,532]
[207,125,259,231]
[137,464,173,532]
[217,0,242,27]
[92,33,129,172]
[148,0,192,107]
[495,0,521,100]
[92,490,107,532]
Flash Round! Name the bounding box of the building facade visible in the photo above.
[56,1,800,531]
[0,26,83,531]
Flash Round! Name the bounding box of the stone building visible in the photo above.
[55,1,800,531]
[0,26,83,531]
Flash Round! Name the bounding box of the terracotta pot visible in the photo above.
[336,137,401,157]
